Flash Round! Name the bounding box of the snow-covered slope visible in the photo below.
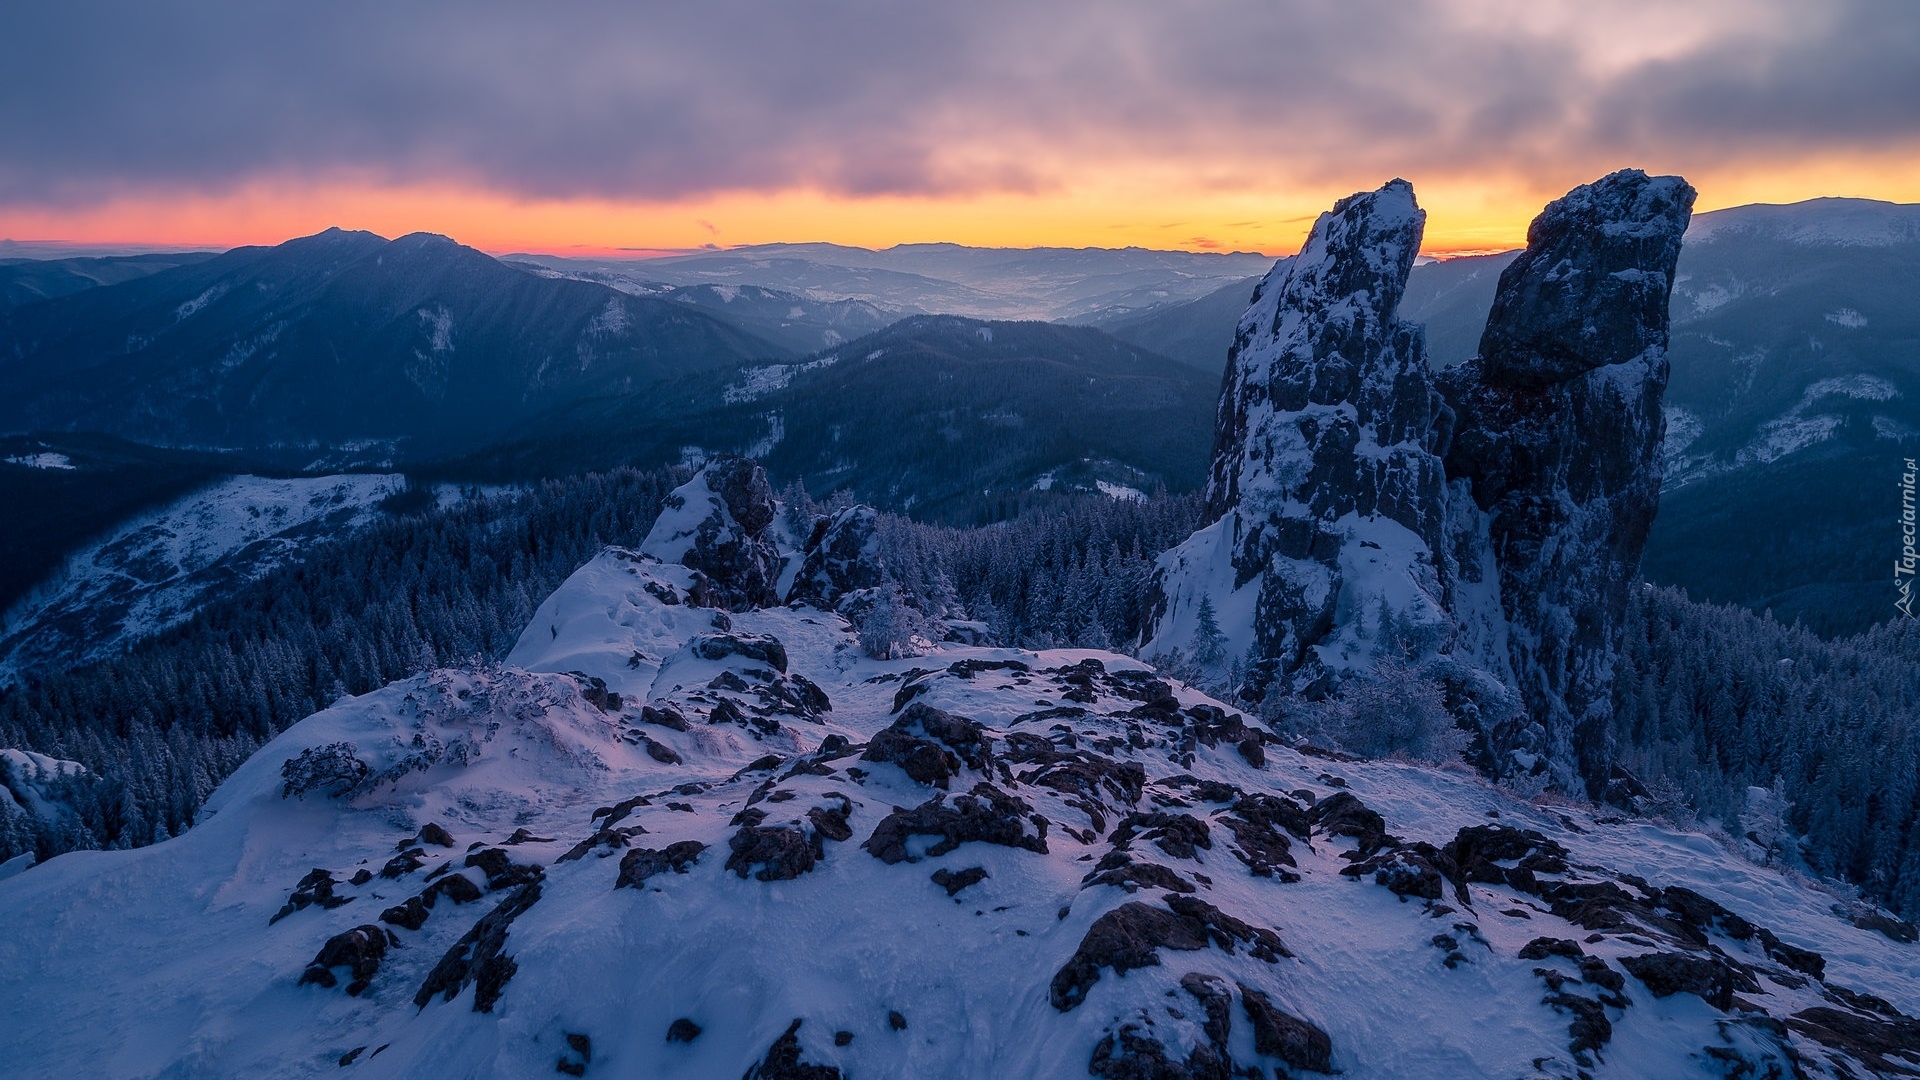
[1,472,1913,1078]
[1687,197,1920,248]
[0,473,409,683]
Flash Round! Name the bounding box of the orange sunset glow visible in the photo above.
[9,148,1920,259]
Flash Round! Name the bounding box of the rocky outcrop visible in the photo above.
[1439,169,1695,791]
[786,505,885,609]
[1143,179,1452,696]
[1144,169,1694,793]
[641,456,785,611]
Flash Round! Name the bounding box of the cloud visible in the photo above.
[0,0,1913,208]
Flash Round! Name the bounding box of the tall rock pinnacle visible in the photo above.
[1439,169,1696,793]
[1144,179,1453,693]
[1147,168,1693,797]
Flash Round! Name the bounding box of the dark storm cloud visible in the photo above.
[0,0,1913,205]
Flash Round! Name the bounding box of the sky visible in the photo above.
[1,0,1916,258]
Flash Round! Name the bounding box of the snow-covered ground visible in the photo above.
[0,534,1912,1078]
[0,474,416,683]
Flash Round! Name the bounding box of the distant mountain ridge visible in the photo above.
[514,242,1275,322]
[452,314,1219,519]
[0,229,783,463]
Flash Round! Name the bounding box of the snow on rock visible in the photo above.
[786,504,886,610]
[0,473,410,684]
[639,456,788,611]
[0,748,90,821]
[1143,179,1452,696]
[1146,170,1695,797]
[1439,169,1696,794]
[1,533,1916,1078]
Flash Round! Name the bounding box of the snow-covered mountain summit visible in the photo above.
[0,461,1914,1079]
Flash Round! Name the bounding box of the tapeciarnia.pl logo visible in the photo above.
[1899,457,1917,618]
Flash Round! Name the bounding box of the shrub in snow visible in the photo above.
[845,583,933,660]
[1280,660,1468,764]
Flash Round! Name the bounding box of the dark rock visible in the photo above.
[641,704,691,732]
[1659,885,1754,943]
[299,924,398,996]
[270,868,355,924]
[1851,911,1919,944]
[381,850,426,879]
[1518,937,1585,961]
[1620,951,1742,1010]
[348,868,372,886]
[644,738,683,765]
[575,674,622,713]
[1442,824,1568,898]
[1786,1006,1920,1076]
[862,784,1048,865]
[417,823,455,848]
[727,823,823,881]
[558,827,645,863]
[1544,992,1612,1058]
[689,632,789,672]
[616,841,707,890]
[786,505,885,609]
[1111,812,1212,861]
[1310,791,1392,856]
[1237,983,1332,1073]
[945,658,1030,679]
[887,1010,907,1031]
[930,866,989,896]
[1051,903,1207,1012]
[1088,1024,1232,1080]
[1181,972,1233,1048]
[862,703,992,789]
[1217,794,1308,879]
[464,848,544,890]
[423,873,483,907]
[1439,170,1695,792]
[642,457,784,611]
[1579,956,1628,1007]
[1343,842,1452,901]
[666,1018,702,1043]
[1754,928,1825,980]
[1004,739,1147,815]
[805,802,854,843]
[832,1030,853,1047]
[414,882,543,1012]
[380,896,430,931]
[1051,898,1286,1011]
[742,1019,841,1080]
[556,1032,591,1076]
[1082,853,1196,895]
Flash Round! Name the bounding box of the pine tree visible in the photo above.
[1188,595,1227,670]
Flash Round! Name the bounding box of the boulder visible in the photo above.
[786,505,885,609]
[640,457,785,611]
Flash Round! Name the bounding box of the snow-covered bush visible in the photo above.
[280,742,370,799]
[1280,659,1468,765]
